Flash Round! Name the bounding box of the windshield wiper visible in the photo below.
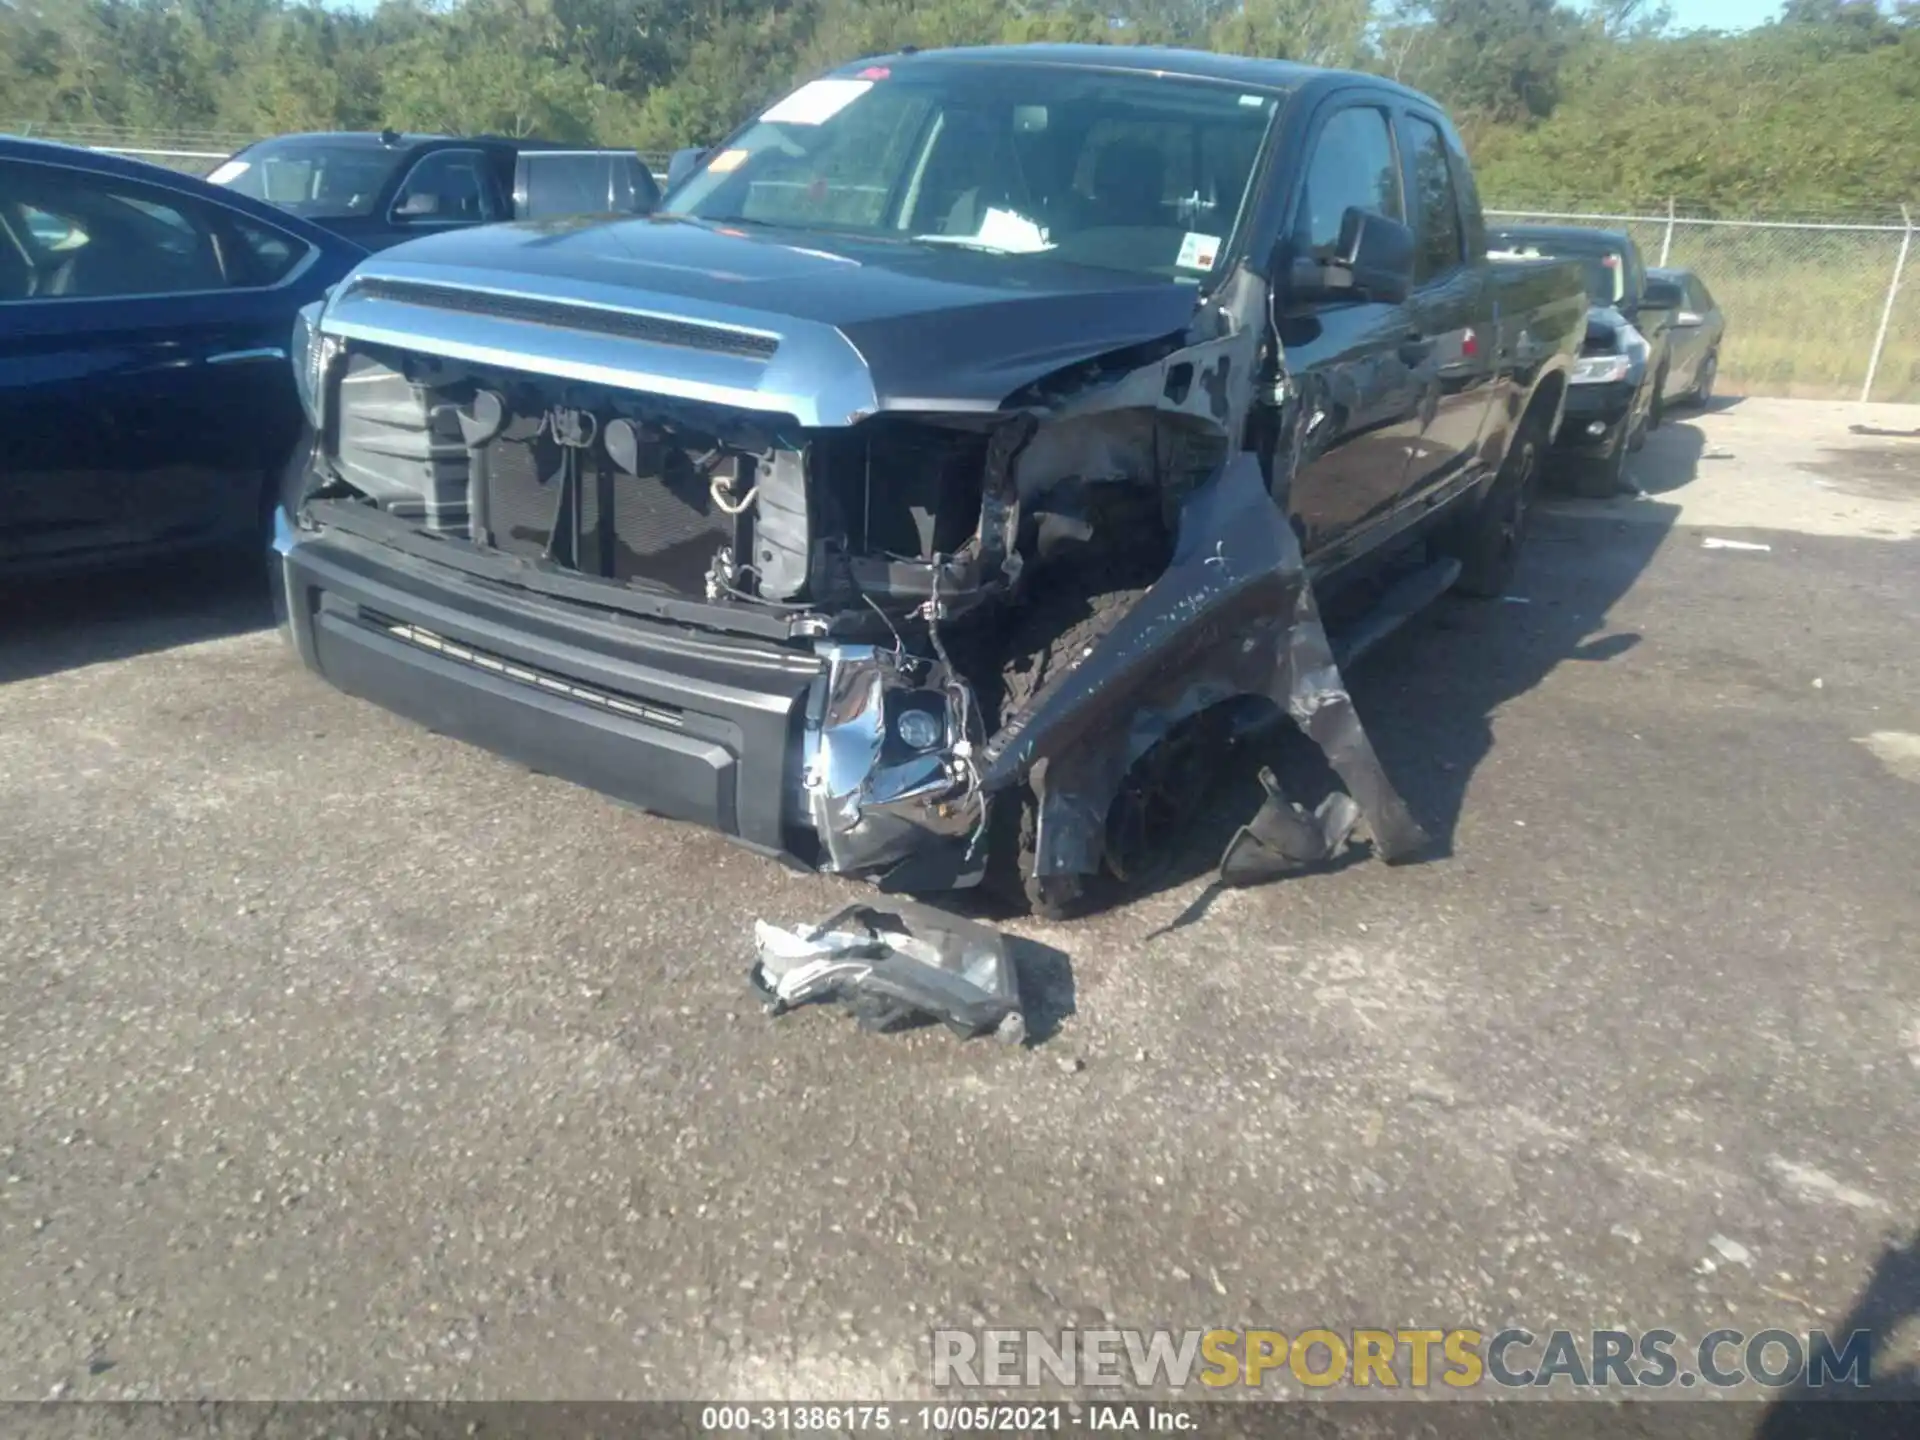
[910,234,1026,254]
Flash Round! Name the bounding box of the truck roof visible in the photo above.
[1491,223,1634,252]
[829,42,1416,101]
[233,132,616,154]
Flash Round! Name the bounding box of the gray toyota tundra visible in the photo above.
[274,44,1584,917]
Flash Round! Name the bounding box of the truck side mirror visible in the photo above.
[1283,207,1415,307]
[665,147,708,192]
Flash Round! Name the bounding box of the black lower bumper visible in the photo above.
[1555,381,1637,455]
[277,516,823,860]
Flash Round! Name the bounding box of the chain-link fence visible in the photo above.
[4,120,248,175]
[7,122,1917,404]
[1488,204,1920,404]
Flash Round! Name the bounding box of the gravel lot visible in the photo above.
[2,397,1917,1402]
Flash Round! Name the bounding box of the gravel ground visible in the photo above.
[0,397,1916,1403]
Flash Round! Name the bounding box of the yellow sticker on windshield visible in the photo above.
[707,148,749,174]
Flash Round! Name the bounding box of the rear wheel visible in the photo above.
[1445,424,1541,598]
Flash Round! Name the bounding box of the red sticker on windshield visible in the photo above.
[856,66,891,79]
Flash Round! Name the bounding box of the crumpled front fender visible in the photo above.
[980,453,1428,882]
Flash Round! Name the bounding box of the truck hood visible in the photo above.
[317,213,1205,428]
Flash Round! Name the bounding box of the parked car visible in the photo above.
[1489,224,1672,495]
[0,137,366,579]
[273,44,1584,916]
[1643,265,1726,408]
[206,132,660,251]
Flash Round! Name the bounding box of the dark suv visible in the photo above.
[208,132,660,250]
[1489,224,1672,495]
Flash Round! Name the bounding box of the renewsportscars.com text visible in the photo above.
[931,1327,1876,1392]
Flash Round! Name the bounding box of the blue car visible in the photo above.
[0,137,366,578]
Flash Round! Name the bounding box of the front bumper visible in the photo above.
[273,508,979,886]
[1554,380,1637,454]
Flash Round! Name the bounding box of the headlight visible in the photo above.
[1571,353,1631,384]
[290,293,342,431]
[290,300,324,429]
[894,707,943,752]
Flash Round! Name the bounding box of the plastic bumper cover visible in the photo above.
[274,512,977,881]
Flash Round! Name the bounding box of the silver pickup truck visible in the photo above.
[274,44,1583,916]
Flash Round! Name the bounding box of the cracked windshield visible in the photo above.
[665,64,1280,281]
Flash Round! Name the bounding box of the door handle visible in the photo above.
[207,347,287,366]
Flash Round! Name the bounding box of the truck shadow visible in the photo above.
[1629,407,1713,497]
[1140,488,1685,915]
[0,551,274,686]
[1748,1226,1920,1431]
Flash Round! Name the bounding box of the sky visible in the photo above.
[1654,0,1783,32]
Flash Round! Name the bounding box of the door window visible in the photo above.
[519,153,613,217]
[391,149,503,226]
[1403,115,1464,284]
[0,159,307,301]
[1294,105,1403,259]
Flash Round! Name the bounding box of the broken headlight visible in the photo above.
[894,706,943,752]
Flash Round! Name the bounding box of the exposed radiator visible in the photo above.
[473,412,734,596]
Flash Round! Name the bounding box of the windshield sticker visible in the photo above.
[206,159,249,185]
[760,78,873,126]
[976,207,1051,253]
[1176,231,1222,272]
[1239,94,1267,107]
[707,147,750,174]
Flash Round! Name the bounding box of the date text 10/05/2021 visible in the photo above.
[699,1407,1184,1432]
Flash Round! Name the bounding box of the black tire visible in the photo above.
[1446,423,1541,598]
[1647,366,1668,432]
[1568,424,1630,498]
[985,584,1149,920]
[1691,350,1718,407]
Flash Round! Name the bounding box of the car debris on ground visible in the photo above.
[750,900,1024,1041]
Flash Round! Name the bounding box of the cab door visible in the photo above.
[1395,108,1497,500]
[1278,97,1428,561]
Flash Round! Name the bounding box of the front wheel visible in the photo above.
[1692,351,1718,407]
[1568,423,1631,498]
[991,708,1229,921]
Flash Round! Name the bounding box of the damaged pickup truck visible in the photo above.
[274,45,1585,916]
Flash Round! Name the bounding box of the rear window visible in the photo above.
[1489,233,1626,307]
[209,142,400,219]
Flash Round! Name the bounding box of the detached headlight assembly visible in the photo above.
[1570,353,1632,385]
